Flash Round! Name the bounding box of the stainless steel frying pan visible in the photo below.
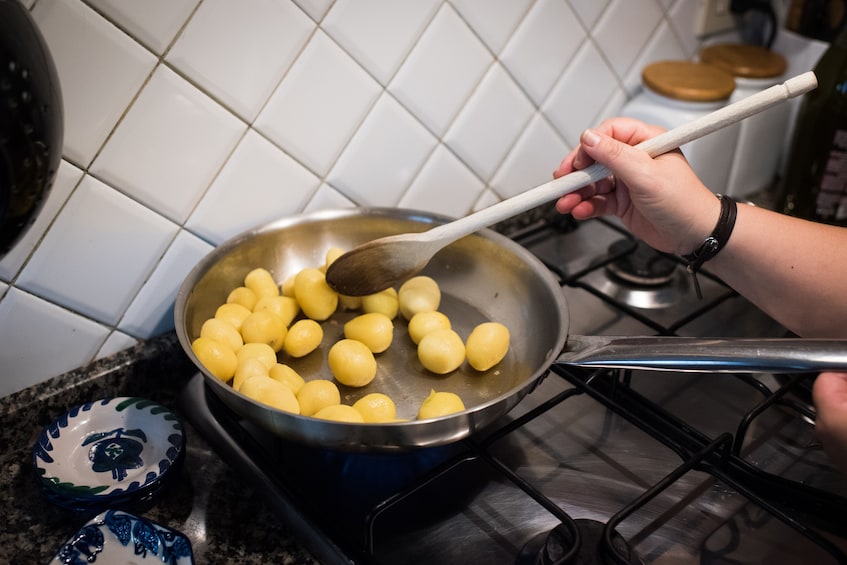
[174,208,847,451]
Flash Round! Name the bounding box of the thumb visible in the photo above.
[813,371,847,411]
[579,128,651,179]
[812,372,847,474]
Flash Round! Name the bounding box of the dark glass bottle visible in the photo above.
[780,23,847,225]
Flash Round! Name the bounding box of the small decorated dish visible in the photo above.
[49,509,194,564]
[33,397,185,511]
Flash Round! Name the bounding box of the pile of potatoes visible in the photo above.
[190,247,510,423]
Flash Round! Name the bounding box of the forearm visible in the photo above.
[709,203,847,338]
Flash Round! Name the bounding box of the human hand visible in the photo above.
[812,371,847,475]
[553,117,721,256]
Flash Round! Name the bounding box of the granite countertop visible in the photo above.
[0,332,319,564]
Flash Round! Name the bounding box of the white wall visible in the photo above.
[0,0,797,396]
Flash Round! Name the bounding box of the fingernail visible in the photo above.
[581,129,600,147]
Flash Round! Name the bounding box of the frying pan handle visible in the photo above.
[558,335,847,373]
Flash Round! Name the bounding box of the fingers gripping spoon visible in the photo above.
[325,72,818,296]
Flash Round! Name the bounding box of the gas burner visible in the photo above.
[606,239,676,286]
[599,239,690,309]
[517,519,641,565]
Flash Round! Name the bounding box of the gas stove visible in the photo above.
[180,209,847,564]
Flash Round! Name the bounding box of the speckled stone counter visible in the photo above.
[0,332,319,564]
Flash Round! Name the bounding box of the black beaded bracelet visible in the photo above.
[682,194,737,299]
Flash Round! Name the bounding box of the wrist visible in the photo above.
[680,194,738,298]
[676,193,723,257]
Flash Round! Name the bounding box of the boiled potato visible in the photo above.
[343,312,393,353]
[465,322,510,371]
[269,363,305,394]
[328,339,377,387]
[240,375,299,414]
[244,267,279,300]
[417,328,465,374]
[297,379,341,417]
[240,310,287,351]
[214,303,252,331]
[191,336,238,381]
[361,287,398,319]
[313,404,365,423]
[398,276,441,320]
[324,247,345,269]
[233,356,270,391]
[294,267,338,321]
[227,286,258,311]
[352,393,397,423]
[407,311,451,344]
[199,259,512,423]
[417,390,465,420]
[200,317,243,351]
[283,319,323,357]
[338,294,363,311]
[281,275,296,297]
[253,295,300,327]
[236,342,277,370]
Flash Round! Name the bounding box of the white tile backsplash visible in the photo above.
[16,175,179,325]
[186,129,321,244]
[666,0,705,60]
[165,0,314,121]
[490,113,570,199]
[97,330,139,359]
[568,0,610,29]
[90,65,245,223]
[0,287,110,398]
[592,0,664,77]
[292,0,335,23]
[388,3,492,136]
[84,0,200,55]
[398,144,484,217]
[33,0,158,167]
[321,0,440,85]
[118,228,214,337]
[500,0,585,106]
[303,183,356,212]
[327,93,437,205]
[443,63,534,182]
[1,0,742,394]
[543,41,621,146]
[254,29,381,177]
[450,0,531,55]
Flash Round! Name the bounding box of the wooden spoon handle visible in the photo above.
[420,71,818,245]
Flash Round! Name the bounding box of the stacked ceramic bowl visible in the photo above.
[32,397,186,512]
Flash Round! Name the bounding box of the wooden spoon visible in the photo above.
[325,71,818,296]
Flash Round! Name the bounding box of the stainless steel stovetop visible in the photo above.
[181,210,847,564]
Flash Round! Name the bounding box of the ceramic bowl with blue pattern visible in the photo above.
[49,509,194,564]
[33,397,185,511]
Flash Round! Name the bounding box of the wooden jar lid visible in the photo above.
[641,60,735,102]
[699,43,787,78]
